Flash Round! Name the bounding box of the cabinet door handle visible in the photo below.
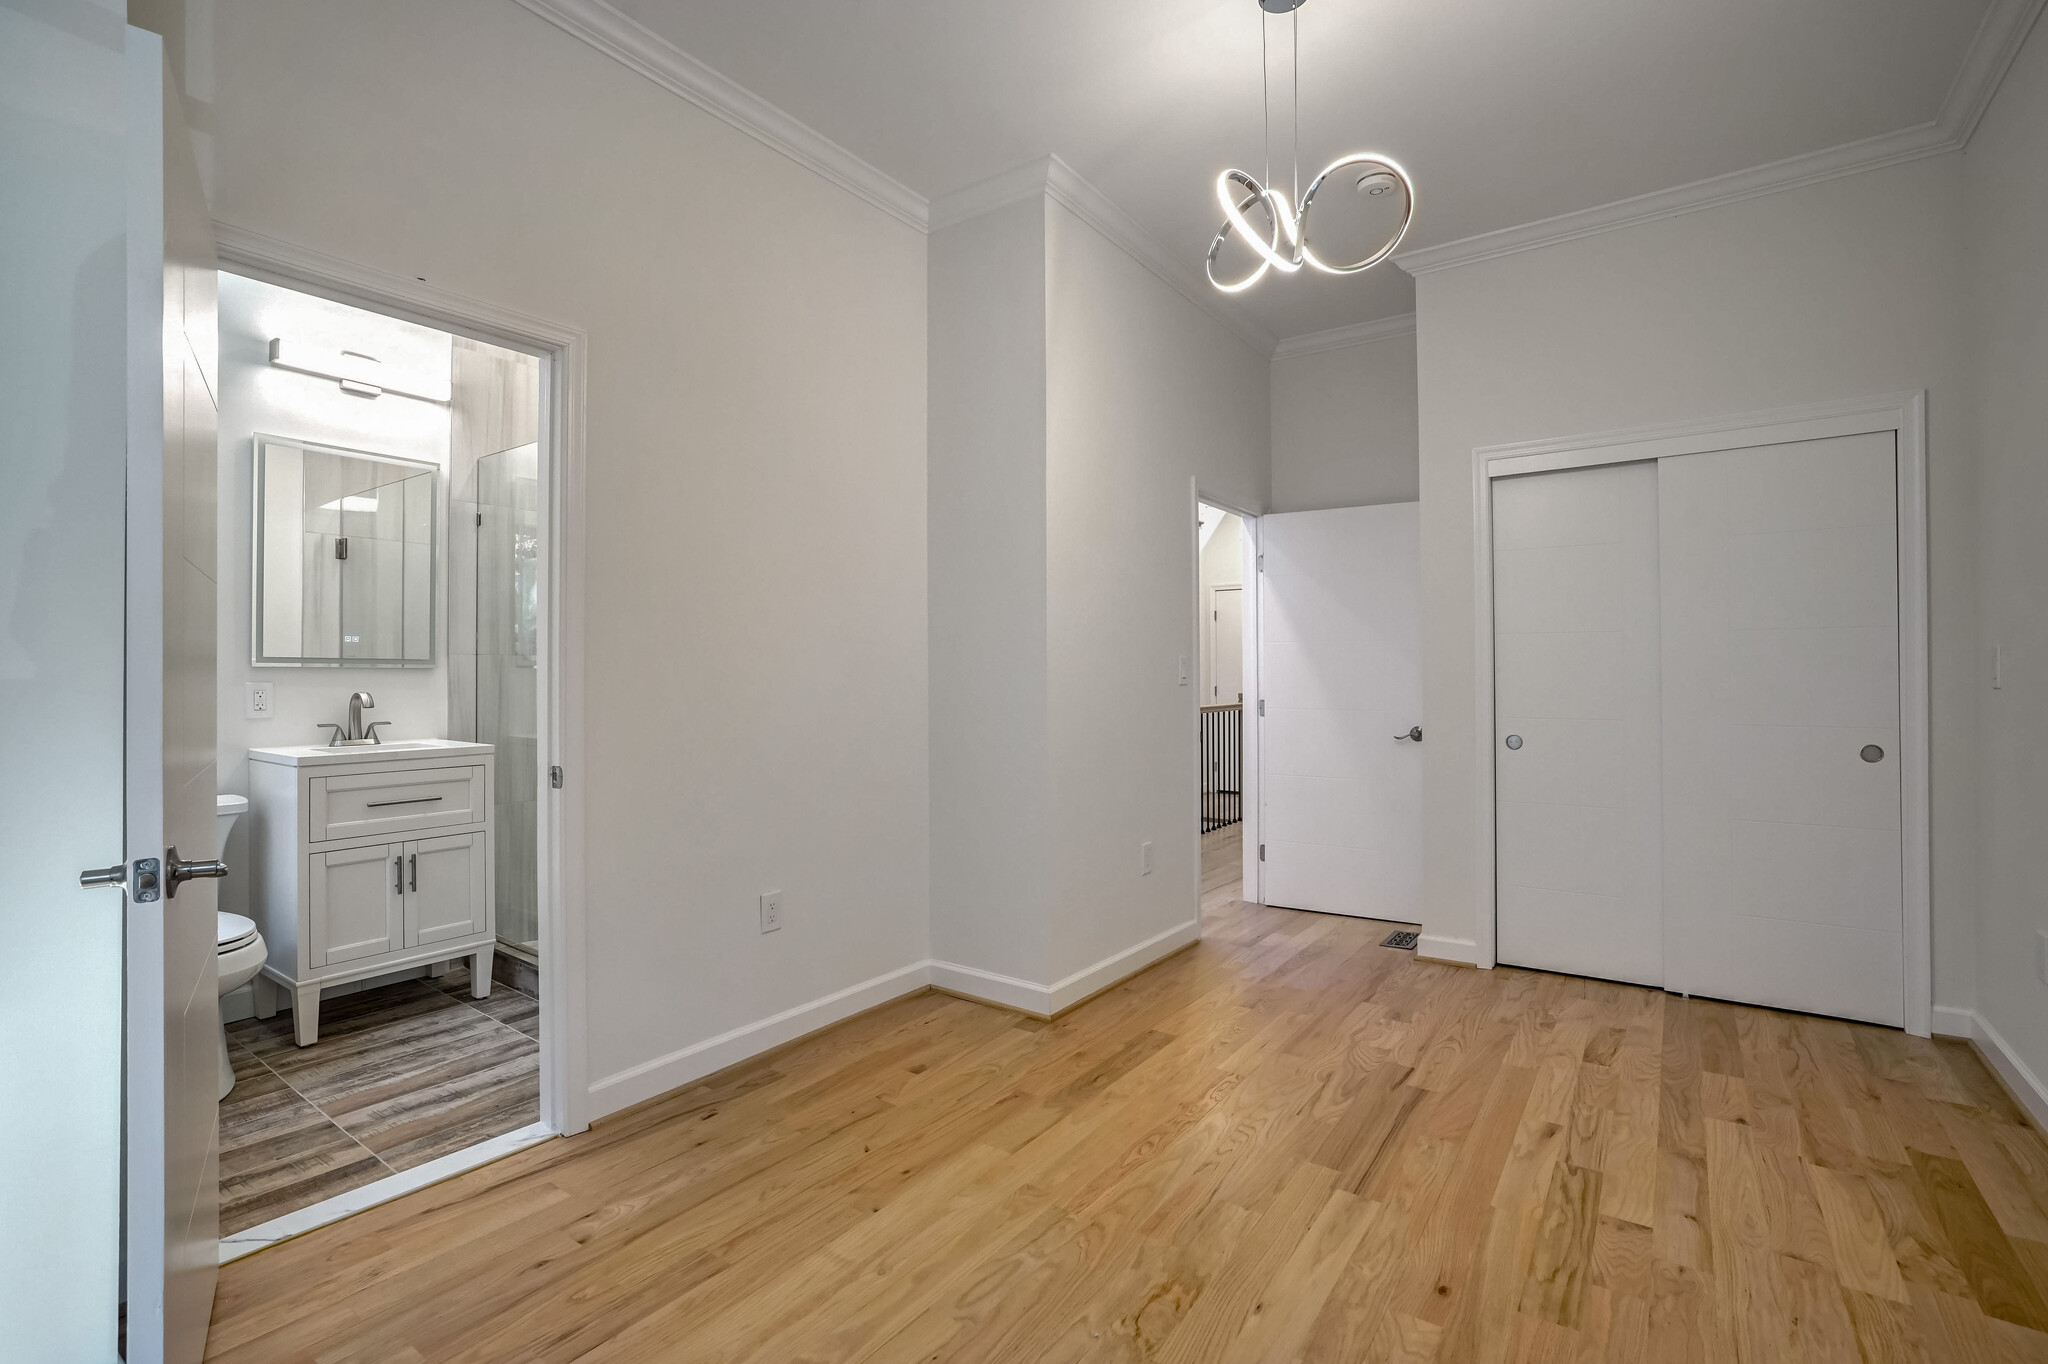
[367,795,443,809]
[409,853,418,893]
[395,856,403,893]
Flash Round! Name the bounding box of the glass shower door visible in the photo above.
[473,443,539,952]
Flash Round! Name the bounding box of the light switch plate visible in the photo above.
[245,681,274,719]
[1178,656,1190,686]
[1140,841,1154,876]
[760,890,784,933]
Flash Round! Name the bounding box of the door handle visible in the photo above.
[1394,726,1422,742]
[164,846,227,898]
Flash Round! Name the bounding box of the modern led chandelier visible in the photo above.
[1206,0,1414,294]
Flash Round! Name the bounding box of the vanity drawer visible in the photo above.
[310,765,485,843]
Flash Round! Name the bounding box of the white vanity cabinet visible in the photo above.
[248,740,495,1045]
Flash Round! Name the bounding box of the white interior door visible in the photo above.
[125,30,222,1362]
[2,5,132,1354]
[1211,586,1243,704]
[1493,463,1664,986]
[1258,503,1422,919]
[1660,433,1903,1025]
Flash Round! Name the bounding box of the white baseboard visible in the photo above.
[932,919,1201,1017]
[1047,919,1201,1014]
[586,960,932,1120]
[1932,1004,1976,1038]
[1940,1007,2048,1132]
[587,921,1205,1120]
[928,960,1050,1015]
[1416,934,1479,966]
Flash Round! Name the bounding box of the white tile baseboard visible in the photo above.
[219,1121,555,1264]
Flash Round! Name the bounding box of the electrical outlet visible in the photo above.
[1140,841,1154,876]
[760,890,784,934]
[245,681,274,720]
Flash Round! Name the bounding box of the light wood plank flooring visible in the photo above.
[219,966,539,1234]
[209,832,2048,1360]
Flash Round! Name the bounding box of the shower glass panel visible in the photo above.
[473,443,539,954]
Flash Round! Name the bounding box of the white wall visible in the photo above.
[208,0,930,1114]
[928,177,1268,1002]
[1414,153,1978,1013]
[928,198,1050,984]
[1964,18,2048,1076]
[1045,198,1268,984]
[1270,332,1420,513]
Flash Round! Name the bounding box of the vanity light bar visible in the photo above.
[267,338,452,404]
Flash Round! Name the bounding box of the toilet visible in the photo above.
[215,794,266,1099]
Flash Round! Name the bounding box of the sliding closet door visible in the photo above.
[1493,463,1663,986]
[1659,433,1903,1026]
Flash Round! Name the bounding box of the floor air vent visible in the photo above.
[1381,930,1419,950]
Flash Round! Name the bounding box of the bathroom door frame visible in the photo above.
[214,224,592,1136]
[1465,391,1931,1037]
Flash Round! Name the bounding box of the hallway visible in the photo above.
[208,831,2048,1361]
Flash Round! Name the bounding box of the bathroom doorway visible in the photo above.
[210,262,578,1256]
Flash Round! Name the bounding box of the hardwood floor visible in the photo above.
[219,966,539,1234]
[209,833,2048,1361]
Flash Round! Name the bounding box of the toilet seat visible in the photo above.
[217,911,258,954]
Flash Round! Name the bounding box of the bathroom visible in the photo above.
[211,273,550,1239]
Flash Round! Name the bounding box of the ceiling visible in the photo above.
[613,0,1992,342]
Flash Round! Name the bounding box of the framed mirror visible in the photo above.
[253,435,437,666]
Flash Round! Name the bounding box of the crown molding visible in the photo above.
[1938,0,2048,142]
[932,156,1277,356]
[1272,312,1416,359]
[1398,0,2045,276]
[511,0,927,232]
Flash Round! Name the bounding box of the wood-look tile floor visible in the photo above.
[218,966,539,1235]
[209,829,2048,1361]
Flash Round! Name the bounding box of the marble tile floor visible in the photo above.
[218,965,539,1235]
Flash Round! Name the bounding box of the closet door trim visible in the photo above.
[1467,391,1930,1036]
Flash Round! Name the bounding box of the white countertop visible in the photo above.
[248,738,494,768]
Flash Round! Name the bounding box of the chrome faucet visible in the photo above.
[317,691,391,746]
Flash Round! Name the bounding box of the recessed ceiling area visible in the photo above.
[610,0,1992,341]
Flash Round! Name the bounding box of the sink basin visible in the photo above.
[248,738,494,767]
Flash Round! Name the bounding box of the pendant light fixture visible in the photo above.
[1206,0,1414,294]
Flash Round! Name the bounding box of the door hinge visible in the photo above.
[476,512,483,527]
[1256,553,1264,572]
[1259,844,1266,861]
[549,765,564,790]
[335,536,349,560]
[1257,699,1265,716]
